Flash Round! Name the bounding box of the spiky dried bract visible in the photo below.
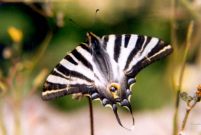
[196,85,201,101]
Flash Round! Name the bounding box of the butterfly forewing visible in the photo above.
[102,34,172,78]
[42,43,97,100]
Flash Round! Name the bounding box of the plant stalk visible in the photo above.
[172,21,194,135]
[181,101,197,131]
[171,0,180,134]
[0,101,7,135]
[87,97,94,135]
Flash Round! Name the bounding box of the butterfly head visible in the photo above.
[105,82,134,130]
[108,83,121,101]
[104,78,135,105]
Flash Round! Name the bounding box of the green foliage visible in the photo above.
[50,96,88,111]
[131,61,173,110]
[0,2,173,112]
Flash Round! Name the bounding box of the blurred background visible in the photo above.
[0,0,201,135]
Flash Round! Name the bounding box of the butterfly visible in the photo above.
[42,32,173,129]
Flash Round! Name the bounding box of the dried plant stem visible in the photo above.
[178,21,194,90]
[180,0,201,19]
[0,119,6,135]
[171,0,179,134]
[172,21,194,135]
[0,102,7,135]
[13,103,22,135]
[173,91,180,135]
[87,97,94,135]
[181,100,197,131]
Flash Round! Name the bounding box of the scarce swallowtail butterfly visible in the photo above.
[42,32,173,129]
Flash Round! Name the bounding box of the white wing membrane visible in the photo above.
[47,74,69,84]
[118,35,138,71]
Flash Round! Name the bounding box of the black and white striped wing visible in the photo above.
[42,32,173,129]
[42,43,96,100]
[42,33,172,103]
[102,34,172,79]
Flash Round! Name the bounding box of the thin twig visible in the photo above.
[178,21,194,91]
[171,0,180,134]
[172,19,194,134]
[0,101,7,135]
[178,21,194,134]
[180,0,201,19]
[179,85,201,133]
[181,100,197,131]
[173,90,180,135]
[13,102,21,135]
[87,97,94,135]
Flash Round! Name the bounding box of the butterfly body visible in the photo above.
[42,32,173,128]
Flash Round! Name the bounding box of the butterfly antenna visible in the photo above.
[112,104,135,130]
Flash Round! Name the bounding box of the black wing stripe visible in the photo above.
[147,40,166,57]
[71,49,93,71]
[56,64,70,76]
[51,70,70,80]
[127,44,173,77]
[80,43,91,53]
[124,35,145,70]
[43,81,67,91]
[64,55,78,65]
[139,36,151,53]
[56,64,93,83]
[42,84,95,100]
[114,35,122,62]
[67,84,94,95]
[126,57,147,77]
[148,45,173,60]
[124,35,131,48]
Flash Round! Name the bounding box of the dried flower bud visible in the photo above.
[3,47,13,59]
[196,84,201,97]
[180,92,193,102]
